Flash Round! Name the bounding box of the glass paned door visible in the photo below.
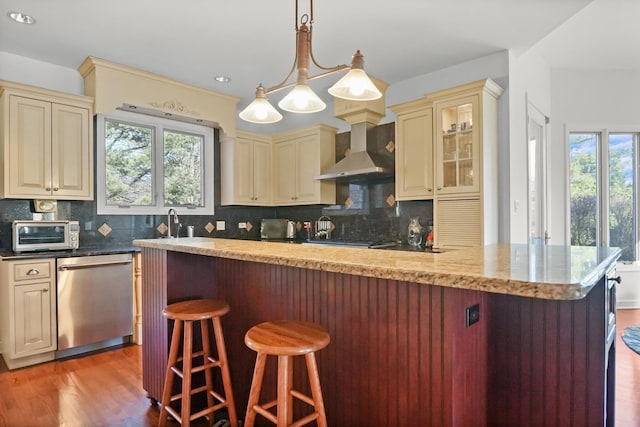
[440,102,474,189]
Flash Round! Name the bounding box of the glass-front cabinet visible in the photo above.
[435,95,480,195]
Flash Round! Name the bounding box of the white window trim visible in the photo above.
[96,110,215,215]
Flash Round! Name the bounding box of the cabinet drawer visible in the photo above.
[13,262,52,281]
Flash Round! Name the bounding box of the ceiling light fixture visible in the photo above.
[239,0,381,124]
[7,11,36,25]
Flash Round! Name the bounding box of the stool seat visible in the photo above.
[158,298,237,427]
[245,320,330,356]
[244,320,330,427]
[163,299,230,321]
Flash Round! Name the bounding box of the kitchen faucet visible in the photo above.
[167,208,180,238]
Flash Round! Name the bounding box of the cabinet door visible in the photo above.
[435,198,481,248]
[295,135,321,203]
[435,95,480,195]
[233,137,255,204]
[273,139,297,204]
[51,103,92,199]
[13,280,56,356]
[252,140,272,204]
[395,107,434,200]
[8,96,52,197]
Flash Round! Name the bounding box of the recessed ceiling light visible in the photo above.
[7,12,36,25]
[215,76,231,83]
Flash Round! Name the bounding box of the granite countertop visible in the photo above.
[0,245,140,260]
[132,237,621,300]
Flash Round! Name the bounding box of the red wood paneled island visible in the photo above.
[133,238,620,427]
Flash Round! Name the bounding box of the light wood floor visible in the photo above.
[1,310,639,426]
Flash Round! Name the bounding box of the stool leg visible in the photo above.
[182,320,194,427]
[305,352,328,427]
[212,316,238,427]
[159,319,183,427]
[277,355,293,427]
[200,319,215,426]
[244,352,267,427]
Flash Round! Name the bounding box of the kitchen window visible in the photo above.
[569,129,637,261]
[96,110,214,215]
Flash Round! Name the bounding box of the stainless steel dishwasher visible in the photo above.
[57,253,133,351]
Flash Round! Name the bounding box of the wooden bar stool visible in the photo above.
[158,299,238,427]
[244,320,330,427]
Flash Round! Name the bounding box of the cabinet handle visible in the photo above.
[608,276,622,284]
[42,289,48,293]
[26,269,40,275]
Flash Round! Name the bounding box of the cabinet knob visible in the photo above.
[53,187,59,191]
[42,288,48,293]
[45,187,51,191]
[436,187,442,190]
[428,188,433,192]
[26,269,39,275]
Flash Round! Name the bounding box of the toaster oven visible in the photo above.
[12,220,80,252]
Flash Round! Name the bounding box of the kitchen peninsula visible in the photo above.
[134,237,620,427]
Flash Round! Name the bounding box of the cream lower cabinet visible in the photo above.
[0,81,94,200]
[272,125,337,206]
[0,258,57,370]
[221,131,272,206]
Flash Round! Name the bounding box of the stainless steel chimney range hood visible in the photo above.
[316,77,393,181]
[315,121,394,180]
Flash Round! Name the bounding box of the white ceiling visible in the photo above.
[0,0,634,132]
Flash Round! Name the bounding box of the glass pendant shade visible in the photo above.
[278,84,327,113]
[239,86,283,124]
[328,68,382,101]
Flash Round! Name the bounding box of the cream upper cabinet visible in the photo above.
[0,81,94,200]
[389,98,434,200]
[272,125,336,206]
[433,95,480,195]
[0,258,57,370]
[431,79,502,197]
[221,131,272,206]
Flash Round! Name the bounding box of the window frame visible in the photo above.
[96,110,215,215]
[566,125,639,260]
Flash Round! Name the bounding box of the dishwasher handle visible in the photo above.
[58,259,133,271]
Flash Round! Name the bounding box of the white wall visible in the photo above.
[549,68,640,244]
[0,51,84,94]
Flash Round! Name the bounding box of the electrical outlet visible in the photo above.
[238,222,247,229]
[465,304,480,327]
[216,220,226,231]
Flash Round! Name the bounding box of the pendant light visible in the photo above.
[238,0,381,124]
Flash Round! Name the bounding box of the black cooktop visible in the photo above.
[303,239,399,249]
